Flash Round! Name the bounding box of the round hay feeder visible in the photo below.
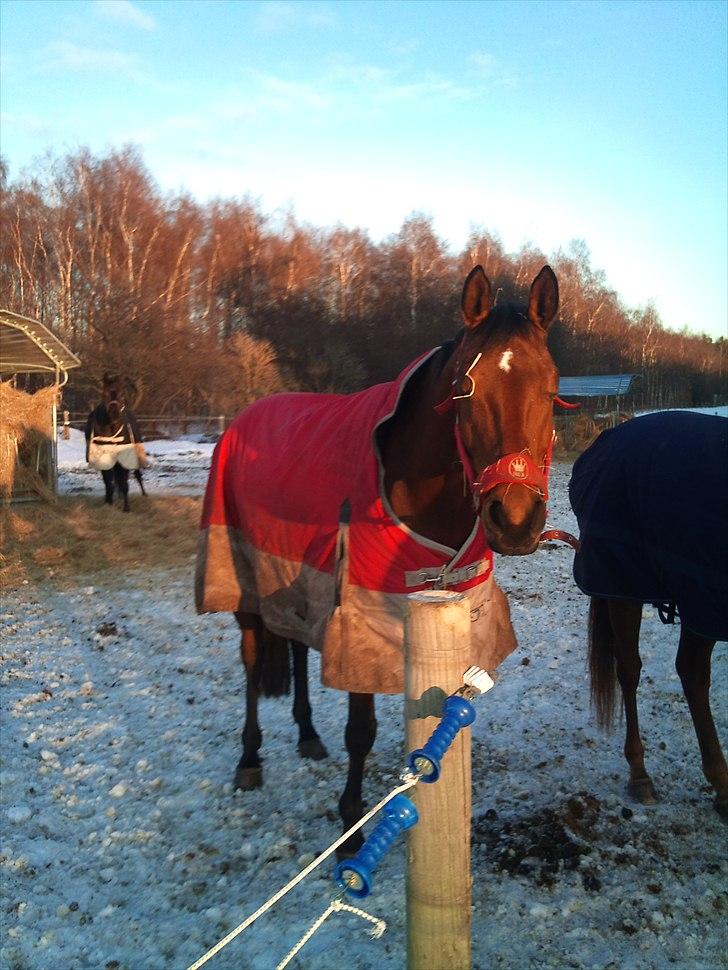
[0,310,81,503]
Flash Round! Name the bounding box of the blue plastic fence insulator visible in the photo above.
[334,794,419,899]
[407,695,476,784]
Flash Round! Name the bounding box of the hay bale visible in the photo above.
[0,382,59,500]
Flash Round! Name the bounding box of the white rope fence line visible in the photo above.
[276,898,386,970]
[185,773,419,970]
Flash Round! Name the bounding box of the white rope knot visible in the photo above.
[332,898,387,938]
[275,897,386,969]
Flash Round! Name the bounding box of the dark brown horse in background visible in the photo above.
[85,374,145,512]
[570,411,728,817]
[202,265,560,853]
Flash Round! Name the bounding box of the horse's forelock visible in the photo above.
[103,379,125,405]
[474,304,533,345]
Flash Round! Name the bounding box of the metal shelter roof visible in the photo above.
[0,310,81,377]
[557,374,638,398]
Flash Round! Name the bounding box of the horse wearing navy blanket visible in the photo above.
[85,375,146,513]
[196,266,561,853]
[570,411,728,816]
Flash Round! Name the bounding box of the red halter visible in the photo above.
[454,423,553,508]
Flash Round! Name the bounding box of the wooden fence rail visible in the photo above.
[61,412,228,439]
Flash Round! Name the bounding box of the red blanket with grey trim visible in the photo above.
[195,352,516,693]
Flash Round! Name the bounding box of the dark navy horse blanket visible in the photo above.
[569,412,728,641]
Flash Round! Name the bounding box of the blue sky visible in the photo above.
[1,0,726,340]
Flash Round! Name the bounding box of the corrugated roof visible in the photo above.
[558,374,638,398]
[0,310,81,376]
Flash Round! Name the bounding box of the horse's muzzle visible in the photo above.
[480,486,547,556]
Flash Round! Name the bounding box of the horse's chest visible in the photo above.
[387,477,475,550]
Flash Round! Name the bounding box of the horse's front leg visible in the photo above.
[675,630,728,817]
[233,613,263,790]
[101,469,114,505]
[609,600,658,803]
[290,641,328,760]
[116,466,130,512]
[338,692,376,858]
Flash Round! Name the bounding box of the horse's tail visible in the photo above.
[257,626,291,698]
[588,596,617,731]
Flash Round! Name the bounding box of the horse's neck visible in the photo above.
[379,351,476,549]
[96,421,123,437]
[95,405,126,439]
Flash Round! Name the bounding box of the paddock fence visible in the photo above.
[60,412,229,441]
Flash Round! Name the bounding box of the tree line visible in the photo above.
[1,146,724,415]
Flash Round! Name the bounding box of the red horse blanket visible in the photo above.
[195,352,516,693]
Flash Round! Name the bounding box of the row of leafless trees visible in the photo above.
[1,146,725,414]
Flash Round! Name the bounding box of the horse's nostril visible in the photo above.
[487,500,506,530]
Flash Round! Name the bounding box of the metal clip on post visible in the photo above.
[407,666,495,784]
[334,795,419,899]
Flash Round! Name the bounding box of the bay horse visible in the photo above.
[85,375,145,513]
[569,411,728,816]
[196,265,560,853]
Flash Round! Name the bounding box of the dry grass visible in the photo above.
[553,412,633,459]
[0,382,58,500]
[0,495,202,591]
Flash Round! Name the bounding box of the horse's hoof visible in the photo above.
[234,765,263,791]
[627,777,659,804]
[298,738,328,761]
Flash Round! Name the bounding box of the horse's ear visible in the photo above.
[461,265,493,330]
[528,266,559,331]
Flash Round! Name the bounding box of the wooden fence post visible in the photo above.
[217,414,225,436]
[405,589,473,970]
[62,410,70,440]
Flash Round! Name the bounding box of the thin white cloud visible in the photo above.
[470,50,520,89]
[373,76,472,104]
[471,51,496,75]
[254,72,333,111]
[208,65,473,127]
[210,74,333,125]
[389,39,420,57]
[95,0,156,31]
[327,61,475,105]
[252,1,336,33]
[38,40,138,73]
[0,111,55,135]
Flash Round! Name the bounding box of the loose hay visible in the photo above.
[0,382,59,500]
[0,495,201,590]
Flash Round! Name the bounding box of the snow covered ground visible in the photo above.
[1,431,726,970]
[56,429,216,497]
